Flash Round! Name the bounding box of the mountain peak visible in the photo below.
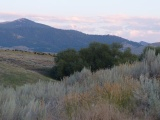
[139,41,149,46]
[0,18,50,29]
[0,18,143,53]
[13,18,35,23]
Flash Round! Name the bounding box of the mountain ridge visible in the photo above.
[0,18,142,53]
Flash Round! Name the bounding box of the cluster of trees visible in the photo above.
[52,42,138,80]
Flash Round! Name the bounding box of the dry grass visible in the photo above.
[64,91,139,120]
[64,77,140,120]
[0,50,55,86]
[72,103,138,120]
[99,78,139,107]
[0,50,54,69]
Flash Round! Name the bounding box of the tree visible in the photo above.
[52,49,87,80]
[155,47,160,55]
[51,42,138,80]
[110,43,123,65]
[80,42,113,71]
[120,48,138,63]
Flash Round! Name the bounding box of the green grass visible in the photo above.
[0,50,55,86]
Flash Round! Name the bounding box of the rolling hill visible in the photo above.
[0,18,142,53]
[0,49,55,86]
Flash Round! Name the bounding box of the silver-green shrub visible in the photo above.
[133,75,160,118]
[0,49,159,119]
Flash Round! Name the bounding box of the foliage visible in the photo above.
[139,46,160,60]
[0,49,160,119]
[52,42,138,79]
[120,48,138,64]
[51,49,88,80]
[79,42,113,71]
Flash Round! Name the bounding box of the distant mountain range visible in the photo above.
[139,41,150,46]
[0,18,159,53]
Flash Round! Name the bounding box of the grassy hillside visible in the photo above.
[0,50,55,86]
[0,49,160,119]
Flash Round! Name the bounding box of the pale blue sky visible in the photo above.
[1,0,160,16]
[0,0,160,43]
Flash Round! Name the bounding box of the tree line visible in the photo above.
[51,42,138,80]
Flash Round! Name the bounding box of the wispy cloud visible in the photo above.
[0,12,160,43]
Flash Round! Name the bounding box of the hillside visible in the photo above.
[0,49,160,119]
[0,50,55,86]
[0,18,141,52]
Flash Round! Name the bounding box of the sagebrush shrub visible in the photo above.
[0,49,159,119]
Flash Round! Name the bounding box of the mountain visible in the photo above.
[130,41,160,55]
[0,18,142,53]
[139,41,149,46]
[150,42,160,47]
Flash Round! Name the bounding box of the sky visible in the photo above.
[0,0,160,43]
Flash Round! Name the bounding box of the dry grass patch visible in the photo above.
[64,77,140,120]
[0,50,55,86]
[74,103,139,120]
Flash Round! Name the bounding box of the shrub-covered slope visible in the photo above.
[0,49,160,119]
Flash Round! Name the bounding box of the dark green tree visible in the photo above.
[52,42,138,80]
[120,48,138,63]
[110,43,123,65]
[155,47,160,55]
[80,42,113,71]
[52,49,87,80]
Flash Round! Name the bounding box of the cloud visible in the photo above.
[97,15,160,42]
[0,12,160,43]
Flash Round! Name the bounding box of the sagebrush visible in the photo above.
[0,49,160,120]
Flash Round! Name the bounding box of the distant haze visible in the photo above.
[0,0,160,43]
